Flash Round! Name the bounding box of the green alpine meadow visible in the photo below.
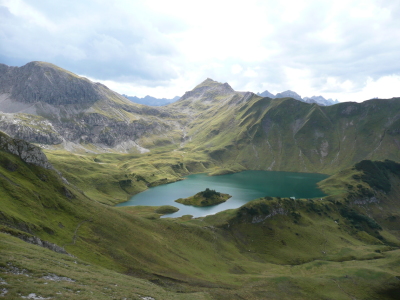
[0,62,399,299]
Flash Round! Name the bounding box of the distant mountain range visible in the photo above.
[123,95,180,106]
[0,61,396,170]
[124,89,338,107]
[257,90,339,106]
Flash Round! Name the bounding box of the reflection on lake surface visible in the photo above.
[116,170,329,218]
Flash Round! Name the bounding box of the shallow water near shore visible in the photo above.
[116,170,329,218]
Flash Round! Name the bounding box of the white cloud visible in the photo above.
[3,0,56,31]
[323,77,355,94]
[85,73,198,98]
[244,68,258,78]
[0,0,399,101]
[323,75,400,102]
[231,64,243,75]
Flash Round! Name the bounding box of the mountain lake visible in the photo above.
[116,170,329,218]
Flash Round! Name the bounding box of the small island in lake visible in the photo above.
[175,188,232,207]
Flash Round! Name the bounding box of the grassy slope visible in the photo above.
[319,160,400,240]
[2,228,399,300]
[0,232,209,300]
[1,143,400,298]
[44,149,214,205]
[179,97,400,174]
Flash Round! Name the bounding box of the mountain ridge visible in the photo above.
[180,95,400,174]
[123,94,180,106]
[0,61,399,175]
[0,61,182,153]
[257,88,339,106]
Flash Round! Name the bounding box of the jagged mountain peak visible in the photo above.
[275,90,302,101]
[195,78,233,90]
[310,95,326,101]
[257,90,275,98]
[201,77,218,84]
[179,78,235,102]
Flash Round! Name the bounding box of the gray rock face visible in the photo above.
[0,62,102,105]
[0,114,62,145]
[52,112,170,147]
[0,131,53,169]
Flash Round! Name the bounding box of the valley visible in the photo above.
[0,61,400,299]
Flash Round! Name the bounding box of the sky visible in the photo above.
[1,0,400,102]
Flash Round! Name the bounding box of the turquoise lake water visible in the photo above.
[116,170,329,218]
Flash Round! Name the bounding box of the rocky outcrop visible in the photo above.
[251,207,287,224]
[18,234,69,255]
[0,131,53,169]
